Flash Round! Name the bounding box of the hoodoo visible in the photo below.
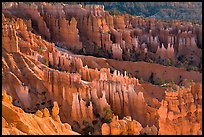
[2,2,202,135]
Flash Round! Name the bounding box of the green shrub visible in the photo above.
[128,73,133,78]
[139,78,144,84]
[82,120,94,135]
[170,80,174,85]
[82,125,94,135]
[186,65,194,71]
[81,47,86,54]
[92,120,98,125]
[44,59,49,67]
[39,46,44,53]
[103,107,113,123]
[160,78,166,86]
[168,59,174,66]
[83,120,89,127]
[42,91,46,96]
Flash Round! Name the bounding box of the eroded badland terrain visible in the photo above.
[2,2,202,135]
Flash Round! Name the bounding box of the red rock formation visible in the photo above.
[140,125,158,135]
[2,92,80,135]
[112,43,123,60]
[2,23,19,53]
[79,15,111,50]
[61,17,82,51]
[71,92,94,121]
[110,27,122,44]
[2,2,202,135]
[158,81,202,135]
[105,14,114,28]
[132,37,139,51]
[102,116,143,135]
[122,30,132,47]
[77,55,202,85]
[4,2,202,67]
[85,5,106,16]
[5,3,83,52]
[43,13,82,51]
[64,4,88,18]
[114,15,125,29]
[12,2,51,40]
[156,43,175,60]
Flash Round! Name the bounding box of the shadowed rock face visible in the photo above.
[2,2,202,135]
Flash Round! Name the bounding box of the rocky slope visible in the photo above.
[2,92,79,135]
[2,2,202,135]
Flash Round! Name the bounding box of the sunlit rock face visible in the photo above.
[2,2,202,135]
[2,20,19,53]
[2,92,80,135]
[158,82,202,135]
[4,2,201,68]
[102,116,143,135]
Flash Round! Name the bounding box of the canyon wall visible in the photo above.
[2,2,202,135]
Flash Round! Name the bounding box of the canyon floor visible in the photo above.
[2,2,202,135]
